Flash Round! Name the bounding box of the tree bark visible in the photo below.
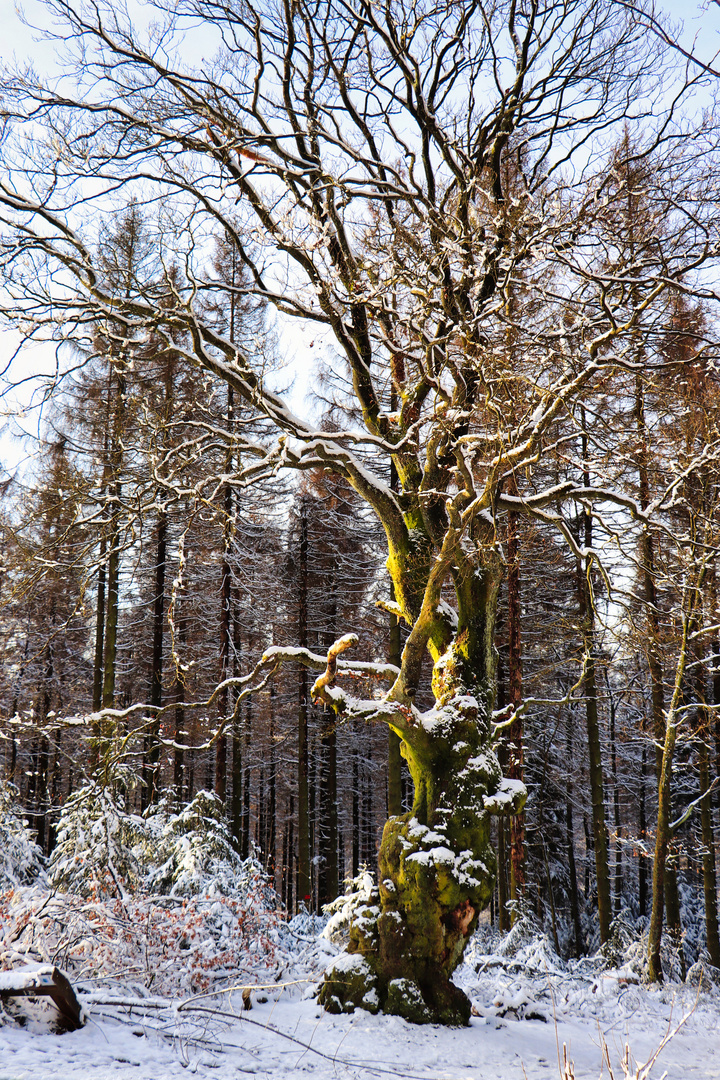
[143,508,166,808]
[639,737,648,918]
[101,372,125,728]
[647,579,704,981]
[216,385,234,804]
[318,554,525,1025]
[696,653,720,968]
[296,500,311,908]
[566,714,584,956]
[506,507,525,921]
[577,424,612,944]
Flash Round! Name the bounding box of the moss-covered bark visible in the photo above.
[316,489,525,1024]
[319,660,525,1024]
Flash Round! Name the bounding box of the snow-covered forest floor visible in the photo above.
[1,791,718,1079]
[1,900,719,1080]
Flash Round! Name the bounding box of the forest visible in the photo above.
[1,0,720,1038]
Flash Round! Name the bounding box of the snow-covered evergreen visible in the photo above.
[0,783,46,891]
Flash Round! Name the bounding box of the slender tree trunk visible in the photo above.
[319,586,339,904]
[352,751,360,878]
[287,794,295,914]
[495,656,510,932]
[497,819,510,932]
[639,736,648,918]
[635,372,685,972]
[216,386,234,804]
[267,672,276,875]
[710,569,720,819]
[578,420,611,943]
[92,535,107,714]
[696,652,720,967]
[566,714,584,956]
[101,373,125,729]
[173,590,188,806]
[34,653,53,853]
[242,691,252,859]
[143,508,167,808]
[9,723,16,784]
[231,604,243,848]
[297,500,310,908]
[506,507,525,920]
[90,382,113,769]
[648,585,703,981]
[362,756,373,867]
[102,513,120,710]
[232,716,242,850]
[607,682,622,916]
[319,718,339,903]
[583,636,612,942]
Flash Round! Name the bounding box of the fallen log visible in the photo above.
[0,965,85,1032]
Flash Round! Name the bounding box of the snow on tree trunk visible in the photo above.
[312,602,526,1024]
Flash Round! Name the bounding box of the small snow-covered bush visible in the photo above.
[0,880,281,994]
[145,789,257,898]
[0,783,46,890]
[322,865,375,946]
[8,787,282,994]
[49,783,146,898]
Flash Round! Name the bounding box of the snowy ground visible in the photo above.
[1,929,719,1080]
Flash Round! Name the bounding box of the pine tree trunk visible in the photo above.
[319,720,338,903]
[102,516,120,710]
[91,379,112,765]
[635,373,685,973]
[267,674,277,874]
[286,794,295,913]
[699,732,720,967]
[297,501,310,908]
[579,418,612,943]
[143,508,167,807]
[497,819,510,932]
[92,536,107,714]
[352,752,359,878]
[495,655,510,932]
[566,715,584,956]
[639,739,648,918]
[242,693,252,859]
[216,386,234,804]
[232,716,242,851]
[215,539,230,804]
[319,590,339,904]
[173,593,188,805]
[101,373,125,724]
[506,507,525,920]
[608,683,622,916]
[696,656,720,967]
[648,600,699,981]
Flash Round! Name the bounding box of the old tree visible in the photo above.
[1,0,718,1023]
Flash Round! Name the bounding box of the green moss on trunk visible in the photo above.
[319,694,525,1025]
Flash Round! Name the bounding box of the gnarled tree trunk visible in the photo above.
[311,556,525,1025]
